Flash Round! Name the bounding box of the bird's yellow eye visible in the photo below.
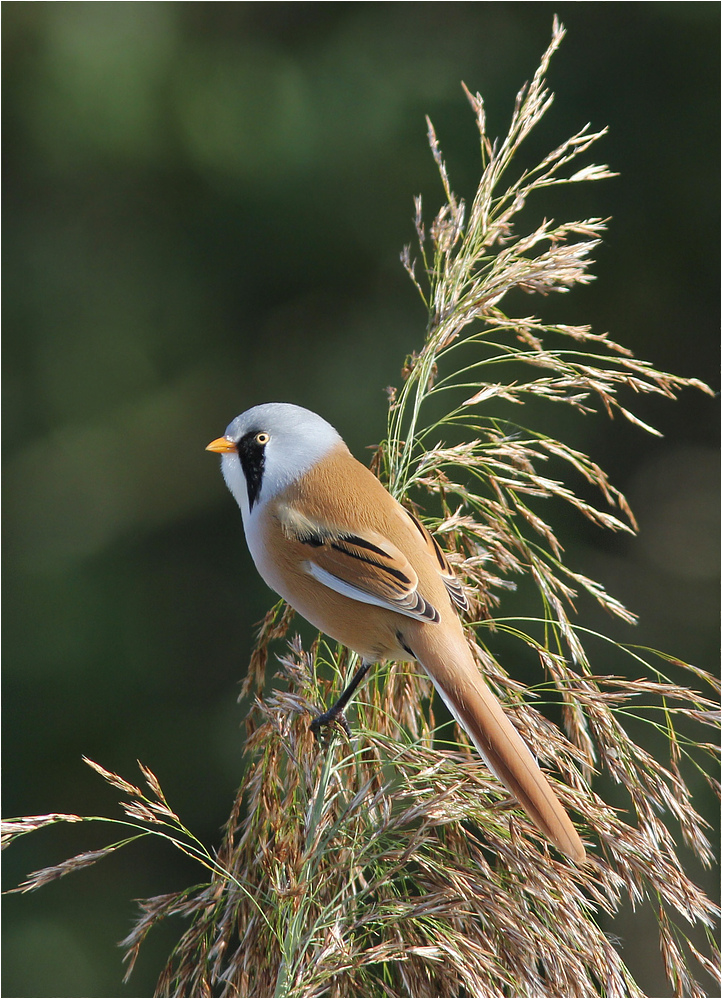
[255,432,270,446]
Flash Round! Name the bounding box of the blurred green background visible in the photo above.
[3,3,718,996]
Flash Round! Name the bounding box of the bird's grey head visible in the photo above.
[214,403,343,517]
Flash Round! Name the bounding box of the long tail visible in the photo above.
[415,630,586,863]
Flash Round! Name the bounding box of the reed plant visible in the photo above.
[4,19,718,997]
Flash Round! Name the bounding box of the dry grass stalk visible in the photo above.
[3,18,718,997]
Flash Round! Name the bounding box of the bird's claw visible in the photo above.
[310,709,351,743]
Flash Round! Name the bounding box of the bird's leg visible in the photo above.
[310,659,375,740]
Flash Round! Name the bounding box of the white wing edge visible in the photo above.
[304,561,434,623]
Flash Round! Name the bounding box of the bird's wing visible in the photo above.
[405,511,469,614]
[276,503,440,623]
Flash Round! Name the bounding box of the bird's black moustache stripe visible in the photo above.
[237,431,267,511]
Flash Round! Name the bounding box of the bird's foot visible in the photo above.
[310,707,351,743]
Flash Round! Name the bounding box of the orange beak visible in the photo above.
[206,436,238,454]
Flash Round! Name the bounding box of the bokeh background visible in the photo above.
[3,3,719,996]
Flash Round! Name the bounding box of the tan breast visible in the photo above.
[255,444,459,662]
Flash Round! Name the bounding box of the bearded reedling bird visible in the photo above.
[207,402,586,863]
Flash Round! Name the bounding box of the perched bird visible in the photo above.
[207,402,585,862]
